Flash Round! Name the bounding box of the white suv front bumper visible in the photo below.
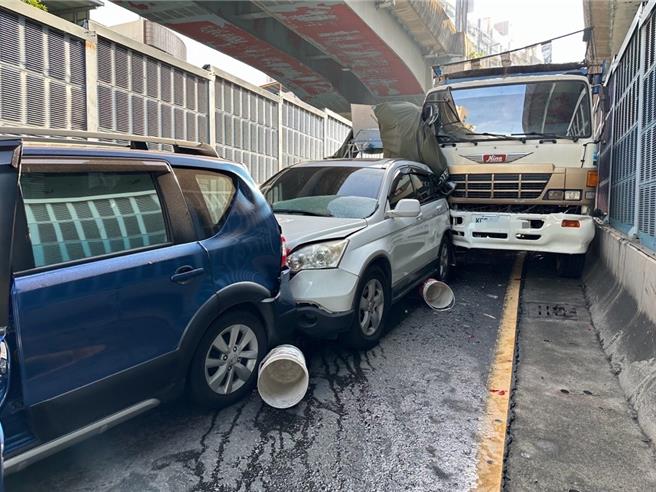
[451,211,595,254]
[288,268,359,313]
[285,268,360,339]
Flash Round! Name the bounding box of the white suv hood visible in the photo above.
[276,214,367,250]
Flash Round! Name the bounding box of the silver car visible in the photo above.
[262,159,453,349]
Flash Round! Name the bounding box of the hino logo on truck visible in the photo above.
[483,154,506,163]
[460,152,532,164]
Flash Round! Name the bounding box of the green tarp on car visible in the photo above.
[374,102,449,185]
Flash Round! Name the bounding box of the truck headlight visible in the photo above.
[288,239,348,273]
[564,190,581,201]
[547,190,564,200]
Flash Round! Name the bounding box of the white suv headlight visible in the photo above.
[288,239,348,273]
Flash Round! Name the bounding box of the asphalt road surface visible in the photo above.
[7,252,514,492]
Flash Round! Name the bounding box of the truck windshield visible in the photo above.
[429,80,591,142]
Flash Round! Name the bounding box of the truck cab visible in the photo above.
[423,63,598,277]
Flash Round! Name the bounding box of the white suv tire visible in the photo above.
[341,266,390,350]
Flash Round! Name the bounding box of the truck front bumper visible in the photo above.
[451,211,595,254]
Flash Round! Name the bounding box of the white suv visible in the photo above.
[262,159,453,349]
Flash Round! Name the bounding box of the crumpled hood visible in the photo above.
[276,215,367,250]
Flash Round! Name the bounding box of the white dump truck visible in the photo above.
[422,62,598,277]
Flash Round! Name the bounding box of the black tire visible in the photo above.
[436,235,454,282]
[189,310,267,409]
[341,266,390,350]
[556,253,586,278]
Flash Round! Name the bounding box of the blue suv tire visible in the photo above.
[188,310,267,408]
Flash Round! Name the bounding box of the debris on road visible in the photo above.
[422,278,455,311]
[257,345,309,409]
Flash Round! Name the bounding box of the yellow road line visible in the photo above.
[475,253,525,492]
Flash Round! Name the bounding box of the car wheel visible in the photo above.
[556,253,586,278]
[341,266,390,350]
[189,310,267,409]
[436,236,454,282]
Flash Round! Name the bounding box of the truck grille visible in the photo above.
[451,173,551,199]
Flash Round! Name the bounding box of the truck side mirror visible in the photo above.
[422,103,440,127]
[440,181,457,197]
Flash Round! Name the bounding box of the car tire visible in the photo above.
[341,266,390,350]
[189,310,267,409]
[436,235,454,282]
[556,253,586,278]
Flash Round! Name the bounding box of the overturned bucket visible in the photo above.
[422,278,455,311]
[257,344,309,409]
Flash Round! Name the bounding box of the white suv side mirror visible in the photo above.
[386,199,421,218]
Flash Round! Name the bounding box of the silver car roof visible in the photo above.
[290,158,433,173]
[292,158,395,169]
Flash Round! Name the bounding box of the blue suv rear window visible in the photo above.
[174,167,236,239]
[20,171,169,268]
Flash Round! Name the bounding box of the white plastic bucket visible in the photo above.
[422,278,455,311]
[257,344,309,409]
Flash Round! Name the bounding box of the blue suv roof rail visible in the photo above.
[0,127,219,158]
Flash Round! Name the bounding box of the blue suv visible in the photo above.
[0,137,289,478]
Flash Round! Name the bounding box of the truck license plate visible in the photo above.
[473,215,501,225]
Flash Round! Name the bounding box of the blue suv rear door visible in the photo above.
[10,155,213,440]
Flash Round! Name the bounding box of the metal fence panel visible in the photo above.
[0,5,351,187]
[601,3,656,251]
[608,31,640,233]
[281,100,324,168]
[96,36,210,143]
[0,7,86,130]
[214,78,278,183]
[325,112,352,158]
[596,76,615,214]
[639,9,656,249]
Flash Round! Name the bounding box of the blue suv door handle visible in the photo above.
[171,266,205,285]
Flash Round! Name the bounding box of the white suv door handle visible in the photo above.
[436,203,448,214]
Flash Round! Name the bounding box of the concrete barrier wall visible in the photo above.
[584,223,656,442]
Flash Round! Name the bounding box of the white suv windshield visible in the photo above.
[429,80,591,141]
[263,166,383,219]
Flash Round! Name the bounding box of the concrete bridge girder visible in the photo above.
[116,0,440,113]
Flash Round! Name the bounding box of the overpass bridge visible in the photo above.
[2,2,656,491]
[114,0,465,113]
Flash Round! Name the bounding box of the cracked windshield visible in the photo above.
[1,0,654,491]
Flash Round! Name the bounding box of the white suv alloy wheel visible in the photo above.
[358,278,385,336]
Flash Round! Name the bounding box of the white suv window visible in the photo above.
[410,172,440,204]
[389,174,416,209]
[21,172,168,268]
